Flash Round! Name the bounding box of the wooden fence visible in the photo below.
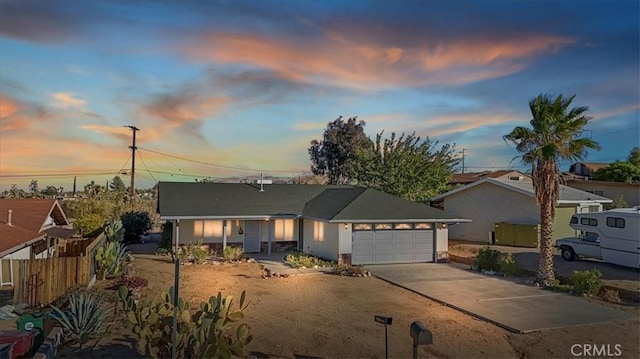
[4,232,107,306]
[56,238,93,257]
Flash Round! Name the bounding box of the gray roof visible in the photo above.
[432,178,612,203]
[158,182,468,222]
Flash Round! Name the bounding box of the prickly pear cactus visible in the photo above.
[123,287,252,358]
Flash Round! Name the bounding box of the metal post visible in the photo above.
[125,125,140,205]
[384,324,389,359]
[413,343,417,359]
[172,219,180,359]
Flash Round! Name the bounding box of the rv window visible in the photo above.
[580,218,597,226]
[606,217,625,228]
[570,216,578,224]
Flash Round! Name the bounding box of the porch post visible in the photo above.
[172,219,180,359]
[222,220,227,250]
[267,219,272,257]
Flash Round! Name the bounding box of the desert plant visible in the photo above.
[50,293,110,349]
[572,269,603,296]
[122,286,252,358]
[545,279,573,293]
[121,275,149,291]
[332,264,370,277]
[178,241,209,264]
[104,219,124,242]
[499,253,524,276]
[96,241,131,279]
[284,251,335,268]
[121,211,152,241]
[51,284,117,310]
[601,288,621,303]
[472,246,501,272]
[159,220,172,250]
[155,248,170,256]
[223,246,244,261]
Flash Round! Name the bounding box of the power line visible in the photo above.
[138,147,303,174]
[136,149,157,183]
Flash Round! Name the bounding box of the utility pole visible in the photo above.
[124,126,140,204]
[461,148,467,174]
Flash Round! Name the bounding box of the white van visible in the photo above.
[555,207,640,269]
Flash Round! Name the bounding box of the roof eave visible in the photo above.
[328,218,472,223]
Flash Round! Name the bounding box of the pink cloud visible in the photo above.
[51,92,86,108]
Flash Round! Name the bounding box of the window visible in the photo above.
[414,223,432,229]
[606,217,625,228]
[394,223,412,230]
[374,223,392,230]
[274,219,294,241]
[353,223,372,231]
[580,218,597,226]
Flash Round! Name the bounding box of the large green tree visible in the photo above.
[592,161,640,183]
[308,116,372,185]
[109,175,127,192]
[504,94,599,286]
[353,132,458,202]
[627,146,640,166]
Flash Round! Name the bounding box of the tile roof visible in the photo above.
[158,182,469,222]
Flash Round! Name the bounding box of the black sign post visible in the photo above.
[375,315,393,359]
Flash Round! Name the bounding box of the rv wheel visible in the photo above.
[561,247,575,261]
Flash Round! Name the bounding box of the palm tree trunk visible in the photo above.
[538,199,556,285]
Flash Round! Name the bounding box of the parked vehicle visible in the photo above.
[555,207,640,269]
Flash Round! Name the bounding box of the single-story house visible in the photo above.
[157,182,470,265]
[0,199,75,260]
[430,177,612,244]
[449,170,527,186]
[564,179,640,207]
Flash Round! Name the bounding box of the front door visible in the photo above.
[243,221,261,253]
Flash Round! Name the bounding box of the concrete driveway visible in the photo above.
[367,263,636,333]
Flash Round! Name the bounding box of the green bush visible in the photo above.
[472,246,501,271]
[223,246,244,261]
[121,211,152,241]
[545,279,573,293]
[499,253,524,276]
[158,221,172,250]
[285,251,335,268]
[178,241,209,264]
[572,269,603,296]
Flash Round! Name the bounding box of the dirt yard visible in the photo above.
[106,254,639,359]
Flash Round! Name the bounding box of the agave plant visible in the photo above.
[50,293,110,349]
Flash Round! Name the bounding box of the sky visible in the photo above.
[0,0,638,191]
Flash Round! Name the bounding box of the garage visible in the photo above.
[351,223,434,265]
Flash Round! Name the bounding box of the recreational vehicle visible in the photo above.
[556,207,640,269]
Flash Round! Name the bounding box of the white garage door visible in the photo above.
[352,230,434,265]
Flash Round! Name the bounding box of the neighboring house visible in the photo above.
[564,179,640,207]
[449,170,528,186]
[568,162,609,178]
[431,177,612,244]
[0,199,75,261]
[157,182,469,265]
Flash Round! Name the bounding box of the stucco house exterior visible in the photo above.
[157,182,469,265]
[431,177,612,244]
[0,199,74,261]
[564,179,640,207]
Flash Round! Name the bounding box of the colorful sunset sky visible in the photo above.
[1,0,638,191]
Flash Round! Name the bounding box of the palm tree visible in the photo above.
[504,94,600,286]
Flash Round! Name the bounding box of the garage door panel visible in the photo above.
[352,230,435,265]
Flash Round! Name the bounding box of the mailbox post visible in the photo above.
[409,321,433,359]
[374,315,393,359]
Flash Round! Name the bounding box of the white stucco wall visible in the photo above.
[338,224,352,255]
[444,182,538,242]
[435,226,448,255]
[303,220,339,261]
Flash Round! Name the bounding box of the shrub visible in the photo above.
[178,241,209,264]
[122,286,252,358]
[50,293,110,349]
[121,211,152,241]
[223,246,244,261]
[155,248,170,256]
[158,220,172,250]
[121,275,149,291]
[545,279,573,293]
[499,253,524,277]
[285,251,335,268]
[601,289,621,303]
[332,264,369,277]
[572,269,603,296]
[472,246,501,272]
[51,284,117,310]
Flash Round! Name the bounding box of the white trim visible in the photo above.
[160,215,297,220]
[328,219,471,223]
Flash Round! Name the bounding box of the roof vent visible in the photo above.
[509,176,524,182]
[256,173,272,192]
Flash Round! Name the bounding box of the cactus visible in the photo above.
[96,241,131,279]
[50,293,110,349]
[104,219,124,242]
[122,287,252,358]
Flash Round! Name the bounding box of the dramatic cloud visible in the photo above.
[0,94,20,118]
[185,31,574,89]
[143,92,229,128]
